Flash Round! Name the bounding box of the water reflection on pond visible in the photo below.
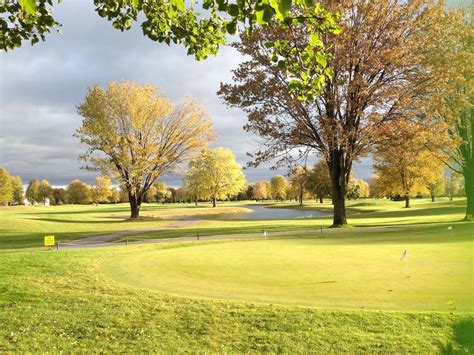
[209,204,330,220]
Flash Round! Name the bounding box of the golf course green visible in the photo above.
[102,225,473,312]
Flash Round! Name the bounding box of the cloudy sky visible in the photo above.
[0,1,376,187]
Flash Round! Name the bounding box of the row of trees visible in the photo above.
[181,157,369,206]
[69,3,474,222]
[23,177,181,206]
[245,164,368,205]
[22,176,119,205]
[5,1,472,225]
[1,159,464,208]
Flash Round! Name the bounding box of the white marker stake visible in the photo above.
[400,250,409,278]
[448,225,453,237]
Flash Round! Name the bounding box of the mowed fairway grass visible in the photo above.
[0,198,473,352]
[102,226,473,312]
[0,203,251,248]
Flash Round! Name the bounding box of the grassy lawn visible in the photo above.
[0,198,472,352]
[0,238,473,352]
[0,203,250,249]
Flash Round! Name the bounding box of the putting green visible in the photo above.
[102,229,474,312]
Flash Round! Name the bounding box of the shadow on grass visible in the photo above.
[439,317,474,354]
[26,218,128,224]
[22,207,131,216]
[350,206,466,220]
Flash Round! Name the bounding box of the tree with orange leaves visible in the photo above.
[373,120,445,208]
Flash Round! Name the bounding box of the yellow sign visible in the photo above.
[44,235,55,247]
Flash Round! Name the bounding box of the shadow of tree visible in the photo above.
[439,317,474,354]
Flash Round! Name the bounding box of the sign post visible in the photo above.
[44,235,55,250]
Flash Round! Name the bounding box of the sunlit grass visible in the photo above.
[0,198,472,352]
[0,203,250,248]
[103,223,474,312]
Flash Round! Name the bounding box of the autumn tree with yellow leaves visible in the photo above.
[76,81,215,219]
[306,160,332,204]
[374,121,445,208]
[91,176,112,204]
[252,181,270,202]
[289,166,310,205]
[185,147,246,207]
[270,175,288,201]
[421,5,473,219]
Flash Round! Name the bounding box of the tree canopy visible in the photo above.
[185,147,246,207]
[91,176,112,203]
[76,81,215,218]
[306,160,331,203]
[373,120,445,208]
[25,178,40,205]
[0,168,14,205]
[219,0,438,225]
[2,0,339,100]
[270,175,288,201]
[67,179,91,204]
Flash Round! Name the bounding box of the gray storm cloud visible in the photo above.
[0,1,372,187]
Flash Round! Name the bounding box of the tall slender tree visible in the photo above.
[25,179,40,205]
[289,166,310,205]
[11,175,23,204]
[37,179,53,205]
[421,5,473,219]
[306,160,332,204]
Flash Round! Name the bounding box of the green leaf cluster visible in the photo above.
[0,0,61,51]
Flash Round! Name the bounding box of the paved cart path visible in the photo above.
[59,219,200,247]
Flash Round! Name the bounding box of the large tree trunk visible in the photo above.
[431,193,435,202]
[319,196,323,204]
[299,186,304,206]
[464,164,473,220]
[129,193,142,219]
[212,197,216,207]
[328,150,348,227]
[404,194,410,208]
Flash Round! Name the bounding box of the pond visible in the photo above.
[209,204,330,220]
